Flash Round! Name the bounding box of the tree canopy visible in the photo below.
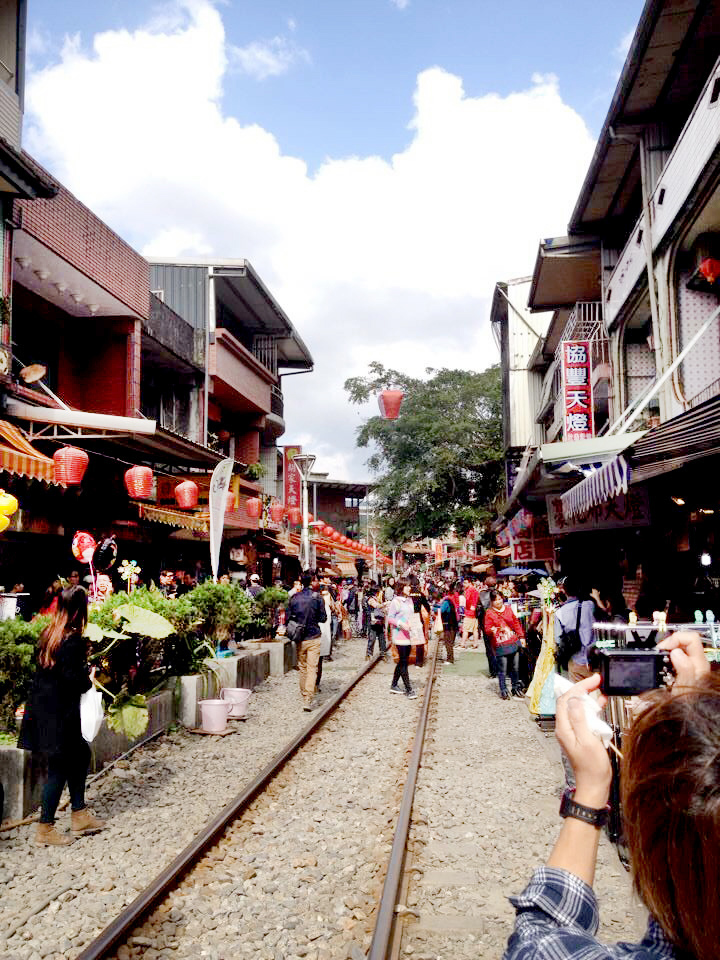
[344,362,503,543]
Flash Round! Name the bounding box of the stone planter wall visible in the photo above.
[243,639,296,677]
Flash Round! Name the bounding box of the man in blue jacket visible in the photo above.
[288,571,327,711]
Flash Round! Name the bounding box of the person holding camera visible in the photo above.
[504,631,714,960]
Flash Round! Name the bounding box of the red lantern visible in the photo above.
[322,525,334,537]
[699,258,720,285]
[226,492,236,513]
[174,480,199,509]
[125,466,153,499]
[287,507,302,525]
[53,446,89,486]
[245,497,262,519]
[218,429,231,442]
[331,531,341,542]
[378,389,404,420]
[307,512,314,522]
[269,501,285,524]
[340,536,349,545]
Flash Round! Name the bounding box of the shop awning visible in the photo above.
[560,455,631,520]
[137,504,209,533]
[0,419,59,485]
[629,395,720,483]
[337,562,359,577]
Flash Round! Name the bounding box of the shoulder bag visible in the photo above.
[555,601,583,670]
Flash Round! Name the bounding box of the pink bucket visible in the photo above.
[220,687,252,719]
[199,699,233,733]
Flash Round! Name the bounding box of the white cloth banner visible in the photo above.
[209,458,235,582]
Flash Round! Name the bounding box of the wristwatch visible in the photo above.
[559,788,609,827]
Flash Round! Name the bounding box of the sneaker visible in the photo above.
[390,685,403,694]
[405,689,418,700]
[303,703,313,712]
[500,690,510,700]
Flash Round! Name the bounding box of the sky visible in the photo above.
[24,0,644,481]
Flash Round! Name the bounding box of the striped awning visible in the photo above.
[0,415,59,484]
[560,455,631,520]
[138,504,209,532]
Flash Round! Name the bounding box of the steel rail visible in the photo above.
[75,653,382,960]
[367,640,440,960]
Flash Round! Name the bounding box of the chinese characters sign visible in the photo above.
[283,446,302,510]
[561,340,594,440]
[546,489,650,535]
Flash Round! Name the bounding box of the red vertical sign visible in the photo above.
[283,446,302,510]
[562,340,594,440]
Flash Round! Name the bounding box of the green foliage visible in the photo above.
[112,605,175,639]
[244,461,266,481]
[0,616,50,732]
[249,586,289,635]
[106,690,149,739]
[344,362,504,541]
[184,581,252,645]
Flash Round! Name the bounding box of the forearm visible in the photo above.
[546,785,608,887]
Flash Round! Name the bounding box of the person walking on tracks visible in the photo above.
[365,584,389,660]
[288,571,327,711]
[387,580,418,699]
[439,583,458,664]
[483,589,525,700]
[19,585,106,845]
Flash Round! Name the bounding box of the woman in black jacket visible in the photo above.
[19,586,106,846]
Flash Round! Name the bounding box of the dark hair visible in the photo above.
[488,589,500,602]
[38,586,88,669]
[301,571,314,588]
[562,576,585,599]
[622,674,720,959]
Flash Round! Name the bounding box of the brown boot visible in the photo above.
[71,808,106,835]
[35,822,73,846]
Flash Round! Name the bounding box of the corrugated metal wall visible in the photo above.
[149,265,207,331]
[505,281,547,449]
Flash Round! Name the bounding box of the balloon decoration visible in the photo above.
[287,507,302,525]
[118,559,141,594]
[93,536,118,571]
[53,446,89,486]
[72,531,97,564]
[0,516,9,533]
[269,501,285,524]
[378,389,405,420]
[174,480,199,509]
[125,466,153,499]
[0,490,18,521]
[245,497,262,519]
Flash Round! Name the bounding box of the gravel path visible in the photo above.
[107,656,425,960]
[400,655,648,959]
[0,639,395,960]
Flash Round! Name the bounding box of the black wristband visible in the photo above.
[559,789,609,827]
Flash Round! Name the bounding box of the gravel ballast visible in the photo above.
[399,657,649,959]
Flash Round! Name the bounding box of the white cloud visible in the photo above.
[230,35,310,80]
[390,0,411,9]
[615,28,634,61]
[24,0,594,480]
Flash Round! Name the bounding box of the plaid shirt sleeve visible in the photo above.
[503,867,677,960]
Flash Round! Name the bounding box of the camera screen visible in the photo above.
[609,657,655,690]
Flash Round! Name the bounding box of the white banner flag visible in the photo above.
[209,457,235,582]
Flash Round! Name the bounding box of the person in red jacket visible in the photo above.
[483,590,525,700]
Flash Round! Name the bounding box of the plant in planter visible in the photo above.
[249,586,289,639]
[185,581,253,650]
[0,616,50,732]
[243,461,265,481]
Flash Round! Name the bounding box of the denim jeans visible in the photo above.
[367,623,387,656]
[392,645,412,692]
[483,631,498,676]
[41,740,91,823]
[496,650,520,695]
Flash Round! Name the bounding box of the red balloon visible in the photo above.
[72,530,97,564]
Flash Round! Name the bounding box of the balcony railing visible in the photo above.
[270,384,284,418]
[252,335,278,376]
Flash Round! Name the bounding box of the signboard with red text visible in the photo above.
[283,446,302,511]
[561,340,594,440]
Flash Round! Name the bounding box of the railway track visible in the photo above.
[69,643,440,960]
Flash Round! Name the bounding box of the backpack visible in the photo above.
[555,601,583,670]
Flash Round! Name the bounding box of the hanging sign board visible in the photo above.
[562,340,594,440]
[283,445,302,511]
[546,489,651,535]
[209,457,234,582]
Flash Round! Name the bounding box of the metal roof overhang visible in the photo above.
[569,0,720,233]
[629,395,720,482]
[528,237,602,312]
[0,141,58,199]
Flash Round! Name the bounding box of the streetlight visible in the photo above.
[292,453,316,571]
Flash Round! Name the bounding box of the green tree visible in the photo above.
[344,362,503,542]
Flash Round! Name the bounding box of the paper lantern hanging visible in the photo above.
[269,501,285,524]
[378,389,405,420]
[125,466,153,499]
[93,536,118,571]
[72,531,97,564]
[53,447,89,486]
[245,497,262,519]
[287,507,302,525]
[226,492,236,513]
[0,490,19,517]
[174,480,199,509]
